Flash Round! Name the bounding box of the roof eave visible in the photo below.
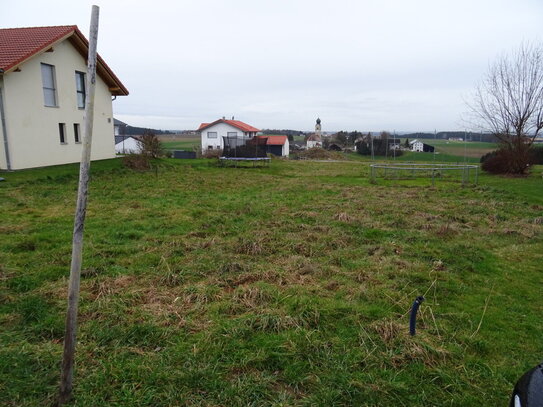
[1,26,128,95]
[69,28,129,96]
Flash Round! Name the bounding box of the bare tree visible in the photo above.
[468,43,543,174]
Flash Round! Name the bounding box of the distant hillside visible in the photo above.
[260,129,305,136]
[123,126,177,136]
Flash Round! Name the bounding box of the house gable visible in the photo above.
[0,26,128,170]
[0,26,128,96]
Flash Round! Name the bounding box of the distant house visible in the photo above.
[114,118,127,136]
[257,135,289,156]
[388,139,401,150]
[198,118,259,151]
[114,136,141,154]
[409,139,435,153]
[0,26,128,170]
[306,134,322,149]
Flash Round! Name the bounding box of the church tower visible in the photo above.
[315,117,322,137]
[307,117,323,149]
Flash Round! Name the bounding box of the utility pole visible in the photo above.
[58,5,99,405]
[393,130,396,160]
[433,129,437,162]
[371,133,374,161]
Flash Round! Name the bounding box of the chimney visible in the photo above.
[232,116,235,120]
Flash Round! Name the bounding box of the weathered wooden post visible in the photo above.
[58,5,99,405]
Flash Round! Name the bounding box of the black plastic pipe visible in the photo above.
[409,296,425,336]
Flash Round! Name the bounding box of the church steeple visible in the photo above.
[315,117,322,137]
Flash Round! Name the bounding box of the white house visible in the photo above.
[306,134,322,149]
[409,139,424,152]
[115,136,141,154]
[409,139,435,153]
[0,26,128,170]
[198,118,259,151]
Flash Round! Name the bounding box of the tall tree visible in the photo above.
[468,43,543,174]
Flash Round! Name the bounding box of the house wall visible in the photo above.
[1,40,116,170]
[201,122,245,151]
[0,76,6,169]
[115,137,141,154]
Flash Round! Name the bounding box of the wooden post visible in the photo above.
[58,6,99,405]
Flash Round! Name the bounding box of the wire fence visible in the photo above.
[369,163,479,186]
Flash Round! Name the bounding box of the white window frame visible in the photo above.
[207,131,218,139]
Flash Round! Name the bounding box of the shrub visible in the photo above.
[122,154,151,170]
[481,144,535,174]
[138,131,163,158]
[531,146,543,164]
[202,149,222,159]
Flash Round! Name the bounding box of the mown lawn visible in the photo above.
[0,158,542,406]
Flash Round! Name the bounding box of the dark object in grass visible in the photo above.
[510,362,543,407]
[0,177,4,181]
[409,296,425,336]
[173,150,196,159]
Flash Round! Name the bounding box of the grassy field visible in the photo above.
[1,157,542,406]
[159,135,200,152]
[415,139,497,159]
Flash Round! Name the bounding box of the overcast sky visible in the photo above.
[2,0,542,132]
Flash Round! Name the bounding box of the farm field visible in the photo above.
[159,135,200,152]
[0,158,542,406]
[420,139,497,159]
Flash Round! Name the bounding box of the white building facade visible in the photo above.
[410,139,424,152]
[199,119,259,151]
[115,136,141,154]
[0,26,128,170]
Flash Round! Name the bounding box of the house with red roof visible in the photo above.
[0,26,128,170]
[198,118,260,152]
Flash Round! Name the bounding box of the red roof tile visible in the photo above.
[198,119,260,133]
[259,135,287,145]
[0,25,128,96]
